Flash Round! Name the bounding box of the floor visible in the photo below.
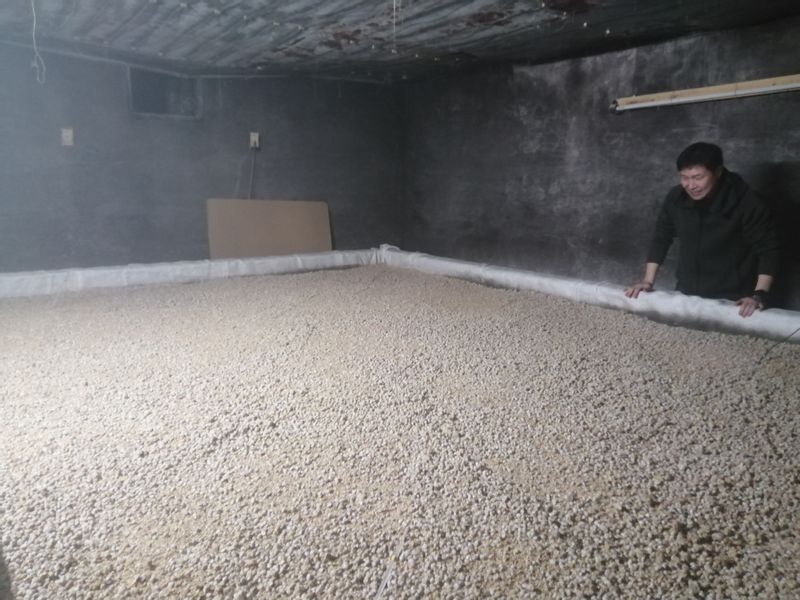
[1,265,798,598]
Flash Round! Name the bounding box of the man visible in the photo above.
[625,142,779,318]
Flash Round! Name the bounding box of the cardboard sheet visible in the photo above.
[207,198,332,259]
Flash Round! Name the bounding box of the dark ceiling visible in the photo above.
[1,1,799,82]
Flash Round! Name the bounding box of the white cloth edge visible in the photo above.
[0,249,380,297]
[0,244,797,343]
[377,245,800,344]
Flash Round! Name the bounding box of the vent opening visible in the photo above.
[129,68,200,118]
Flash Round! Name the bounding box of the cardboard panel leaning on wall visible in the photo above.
[207,199,332,259]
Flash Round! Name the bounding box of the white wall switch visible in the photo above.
[61,128,74,147]
[249,131,260,149]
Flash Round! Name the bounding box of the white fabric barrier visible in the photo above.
[0,249,380,298]
[1,244,798,343]
[378,245,800,344]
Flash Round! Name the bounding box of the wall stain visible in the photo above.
[332,29,363,43]
[543,0,595,14]
[466,11,510,27]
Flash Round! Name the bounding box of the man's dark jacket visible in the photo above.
[647,169,779,300]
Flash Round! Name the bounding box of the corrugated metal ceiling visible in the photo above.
[1,1,798,81]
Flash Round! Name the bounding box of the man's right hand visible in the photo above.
[624,281,654,298]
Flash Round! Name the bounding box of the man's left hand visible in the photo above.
[735,295,763,318]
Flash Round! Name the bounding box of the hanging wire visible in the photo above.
[391,0,397,53]
[391,0,403,54]
[31,0,47,84]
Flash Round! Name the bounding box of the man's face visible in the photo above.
[679,165,721,201]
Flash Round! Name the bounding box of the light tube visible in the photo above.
[612,74,800,112]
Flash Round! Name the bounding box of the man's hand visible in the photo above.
[624,281,654,299]
[735,295,764,318]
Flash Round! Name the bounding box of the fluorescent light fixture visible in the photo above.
[612,74,800,112]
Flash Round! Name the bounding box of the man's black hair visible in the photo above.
[676,142,724,171]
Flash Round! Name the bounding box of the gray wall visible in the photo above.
[2,17,799,308]
[0,46,403,272]
[401,17,800,308]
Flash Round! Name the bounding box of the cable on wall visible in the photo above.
[247,148,257,199]
[30,0,47,84]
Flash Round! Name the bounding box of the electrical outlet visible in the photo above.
[61,128,74,147]
[249,131,260,149]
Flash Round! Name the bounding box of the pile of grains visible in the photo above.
[1,265,798,598]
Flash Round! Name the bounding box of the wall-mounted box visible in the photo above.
[61,128,74,146]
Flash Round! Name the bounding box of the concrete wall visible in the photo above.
[2,17,799,309]
[0,46,403,272]
[401,17,800,308]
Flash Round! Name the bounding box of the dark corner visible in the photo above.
[750,161,800,310]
